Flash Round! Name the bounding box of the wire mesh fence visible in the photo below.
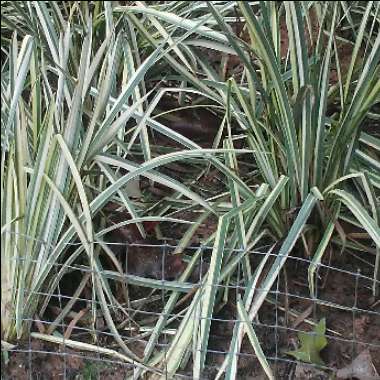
[2,231,379,379]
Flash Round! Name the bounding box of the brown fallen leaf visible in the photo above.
[294,363,328,379]
[292,304,313,329]
[34,314,46,334]
[64,308,89,340]
[336,349,379,380]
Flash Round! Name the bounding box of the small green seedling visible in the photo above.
[286,318,328,365]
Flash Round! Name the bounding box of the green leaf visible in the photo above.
[236,298,274,380]
[286,318,328,365]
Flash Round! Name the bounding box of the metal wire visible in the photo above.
[2,232,379,379]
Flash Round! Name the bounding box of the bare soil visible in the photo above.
[3,243,378,379]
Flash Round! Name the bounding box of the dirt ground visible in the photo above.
[3,243,379,380]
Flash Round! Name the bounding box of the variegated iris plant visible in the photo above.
[1,2,379,378]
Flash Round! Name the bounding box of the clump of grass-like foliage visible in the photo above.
[1,2,379,378]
